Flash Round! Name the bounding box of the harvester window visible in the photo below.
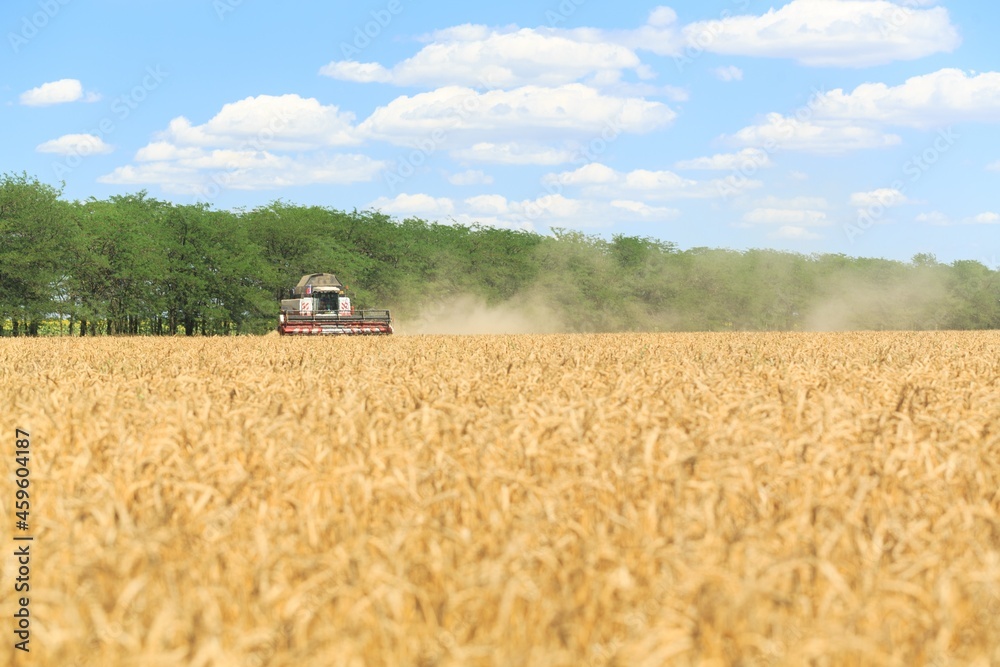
[318,293,338,312]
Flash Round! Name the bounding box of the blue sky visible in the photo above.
[2,0,999,265]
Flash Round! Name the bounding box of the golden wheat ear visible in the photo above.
[7,331,997,666]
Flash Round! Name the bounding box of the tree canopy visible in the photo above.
[1,173,997,335]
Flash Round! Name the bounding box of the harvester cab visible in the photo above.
[278,273,393,335]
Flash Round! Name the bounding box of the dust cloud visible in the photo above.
[802,272,949,331]
[394,294,566,335]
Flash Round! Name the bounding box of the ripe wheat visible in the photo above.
[1,332,998,666]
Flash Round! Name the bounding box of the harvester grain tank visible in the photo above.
[278,273,393,335]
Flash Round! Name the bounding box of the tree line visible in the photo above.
[1,172,997,335]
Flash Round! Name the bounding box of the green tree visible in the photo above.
[69,193,172,335]
[0,173,75,335]
[946,260,999,329]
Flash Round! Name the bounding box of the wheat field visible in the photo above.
[1,332,999,666]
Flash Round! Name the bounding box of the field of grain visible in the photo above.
[2,332,999,666]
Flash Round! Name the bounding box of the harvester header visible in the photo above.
[278,273,393,335]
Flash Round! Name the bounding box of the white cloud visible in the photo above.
[735,197,833,238]
[771,226,823,240]
[809,69,1000,127]
[35,134,113,156]
[987,161,1000,172]
[683,0,960,67]
[448,169,493,185]
[624,170,692,190]
[743,208,829,226]
[647,6,678,27]
[319,61,392,84]
[966,212,1000,225]
[586,82,690,102]
[320,0,959,122]
[322,9,685,90]
[674,148,770,170]
[322,27,647,88]
[465,194,509,215]
[610,200,680,219]
[788,170,809,181]
[916,210,1000,226]
[543,162,618,186]
[507,193,681,227]
[713,66,743,82]
[19,79,99,106]
[99,151,386,195]
[358,84,675,151]
[369,193,456,217]
[134,142,204,162]
[753,195,829,210]
[515,193,583,220]
[158,94,360,150]
[659,85,690,102]
[450,142,577,165]
[543,163,761,199]
[99,94,385,194]
[849,188,909,208]
[723,68,1000,156]
[916,210,951,225]
[612,6,683,56]
[368,191,583,228]
[367,189,681,230]
[726,113,901,153]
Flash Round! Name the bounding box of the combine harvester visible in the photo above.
[278,273,393,335]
